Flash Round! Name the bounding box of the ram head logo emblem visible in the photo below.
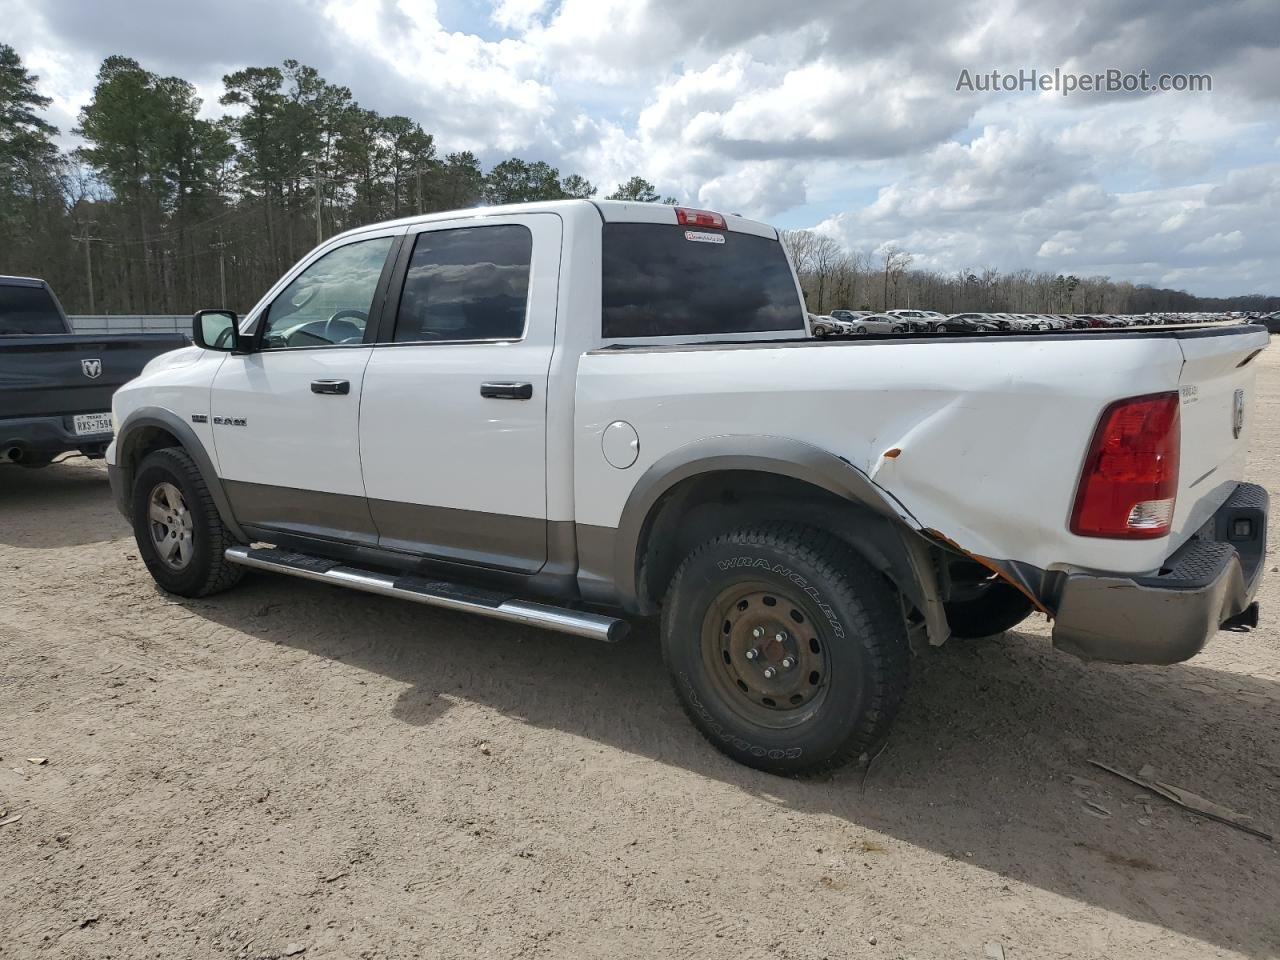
[81,358,102,380]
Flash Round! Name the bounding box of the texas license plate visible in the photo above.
[73,412,113,436]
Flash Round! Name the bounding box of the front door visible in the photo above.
[359,215,561,573]
[210,231,400,545]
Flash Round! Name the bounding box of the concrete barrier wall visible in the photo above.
[69,315,190,334]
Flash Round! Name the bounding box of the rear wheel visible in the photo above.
[661,524,909,775]
[944,581,1034,639]
[131,447,244,597]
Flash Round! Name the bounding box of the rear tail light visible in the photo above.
[1070,392,1180,539]
[674,207,726,229]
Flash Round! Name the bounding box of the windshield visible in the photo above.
[602,223,804,339]
[0,284,66,335]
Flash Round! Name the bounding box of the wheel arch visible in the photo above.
[587,436,949,643]
[114,408,246,542]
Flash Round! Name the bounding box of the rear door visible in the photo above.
[209,230,401,545]
[358,214,561,573]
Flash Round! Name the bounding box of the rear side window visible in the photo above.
[0,284,65,335]
[394,225,532,343]
[602,223,804,339]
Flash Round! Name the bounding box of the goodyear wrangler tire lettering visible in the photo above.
[663,525,909,776]
[716,556,845,638]
[680,673,803,759]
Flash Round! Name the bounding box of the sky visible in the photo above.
[4,0,1278,296]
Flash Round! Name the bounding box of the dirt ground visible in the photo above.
[2,353,1279,960]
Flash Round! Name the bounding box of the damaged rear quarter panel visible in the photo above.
[575,336,1187,577]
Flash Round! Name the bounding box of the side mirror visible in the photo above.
[193,309,243,352]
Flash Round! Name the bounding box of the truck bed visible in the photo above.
[575,322,1269,579]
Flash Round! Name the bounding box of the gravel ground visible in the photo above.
[2,348,1279,960]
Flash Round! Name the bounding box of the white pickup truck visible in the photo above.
[107,199,1269,774]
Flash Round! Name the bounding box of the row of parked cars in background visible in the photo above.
[807,308,1274,337]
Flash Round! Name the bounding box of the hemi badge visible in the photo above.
[191,414,209,424]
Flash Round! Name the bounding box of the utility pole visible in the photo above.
[315,161,324,246]
[214,227,228,306]
[74,223,97,314]
[415,165,423,216]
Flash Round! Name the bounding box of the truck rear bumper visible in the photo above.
[1051,482,1268,664]
[0,415,112,463]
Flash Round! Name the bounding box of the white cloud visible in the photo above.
[1183,231,1245,254]
[490,0,549,31]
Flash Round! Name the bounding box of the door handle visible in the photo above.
[310,379,351,395]
[480,381,533,400]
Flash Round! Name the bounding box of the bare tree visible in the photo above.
[881,245,913,310]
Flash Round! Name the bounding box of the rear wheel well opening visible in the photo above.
[634,470,925,615]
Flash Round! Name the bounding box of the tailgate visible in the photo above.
[1171,325,1271,547]
[0,334,186,420]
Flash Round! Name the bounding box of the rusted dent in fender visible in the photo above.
[923,527,1052,616]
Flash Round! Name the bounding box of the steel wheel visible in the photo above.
[699,581,831,730]
[147,481,194,570]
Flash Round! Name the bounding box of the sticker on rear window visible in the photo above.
[684,230,725,244]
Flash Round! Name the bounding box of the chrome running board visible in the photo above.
[224,545,628,643]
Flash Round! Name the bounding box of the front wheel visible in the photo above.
[661,524,909,775]
[131,447,244,597]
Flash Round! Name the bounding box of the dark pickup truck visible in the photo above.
[0,275,188,467]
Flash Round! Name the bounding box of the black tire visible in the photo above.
[944,582,1033,639]
[131,447,244,597]
[661,524,909,776]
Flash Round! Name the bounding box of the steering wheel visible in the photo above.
[323,309,368,345]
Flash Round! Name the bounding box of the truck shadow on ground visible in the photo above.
[0,460,123,548]
[184,572,1280,957]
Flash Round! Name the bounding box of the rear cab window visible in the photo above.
[0,283,67,335]
[601,222,805,341]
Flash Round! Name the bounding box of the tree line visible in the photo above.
[782,230,1278,317]
[0,46,673,315]
[1,44,1274,318]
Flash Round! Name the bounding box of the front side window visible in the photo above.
[393,225,532,343]
[261,236,395,349]
[602,223,805,339]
